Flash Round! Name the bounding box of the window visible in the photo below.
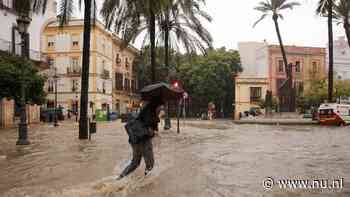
[48,80,54,93]
[295,61,301,72]
[131,79,137,93]
[276,79,285,93]
[72,35,79,48]
[72,79,79,92]
[278,60,284,72]
[125,58,129,69]
[124,78,130,91]
[102,82,106,94]
[294,81,304,95]
[72,58,79,67]
[250,87,262,103]
[0,0,13,9]
[47,36,55,48]
[115,72,123,90]
[116,53,121,64]
[48,57,54,66]
[312,62,318,73]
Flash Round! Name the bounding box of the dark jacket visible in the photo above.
[136,102,159,131]
[125,101,160,144]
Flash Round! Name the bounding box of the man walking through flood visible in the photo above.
[117,97,163,180]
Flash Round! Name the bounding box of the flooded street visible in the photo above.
[1,120,350,196]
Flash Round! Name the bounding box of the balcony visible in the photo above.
[101,69,110,79]
[67,67,81,77]
[0,38,47,63]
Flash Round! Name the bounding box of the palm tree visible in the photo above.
[253,0,300,77]
[157,0,212,129]
[101,0,170,83]
[158,0,213,71]
[317,0,335,102]
[334,0,350,48]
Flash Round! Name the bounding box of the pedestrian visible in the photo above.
[117,96,164,180]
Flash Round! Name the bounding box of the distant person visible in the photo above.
[117,97,164,180]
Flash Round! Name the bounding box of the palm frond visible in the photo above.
[253,14,268,27]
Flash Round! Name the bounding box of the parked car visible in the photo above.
[109,112,119,121]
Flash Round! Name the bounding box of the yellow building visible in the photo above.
[234,77,269,119]
[42,19,139,114]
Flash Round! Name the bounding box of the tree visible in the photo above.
[0,53,46,104]
[176,48,242,117]
[101,0,171,83]
[317,0,335,102]
[135,46,179,88]
[57,0,100,139]
[157,0,213,73]
[253,0,300,78]
[334,0,350,48]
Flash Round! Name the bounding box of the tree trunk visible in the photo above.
[150,8,156,83]
[274,16,293,111]
[328,1,334,102]
[164,9,170,72]
[344,19,350,49]
[273,17,289,78]
[79,0,92,140]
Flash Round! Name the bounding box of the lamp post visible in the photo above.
[16,15,31,145]
[73,80,79,122]
[53,68,59,127]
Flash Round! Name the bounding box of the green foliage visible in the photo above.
[0,53,46,104]
[304,78,328,106]
[303,78,350,107]
[176,47,242,117]
[258,97,278,110]
[157,0,213,54]
[135,46,180,87]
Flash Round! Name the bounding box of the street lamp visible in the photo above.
[74,81,79,122]
[53,68,59,127]
[16,15,31,145]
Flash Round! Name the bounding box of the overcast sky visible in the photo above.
[202,0,345,49]
[82,0,345,50]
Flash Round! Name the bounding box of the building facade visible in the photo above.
[235,42,326,118]
[328,36,350,80]
[0,0,56,62]
[42,19,139,114]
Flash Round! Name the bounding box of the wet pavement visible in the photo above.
[1,120,350,197]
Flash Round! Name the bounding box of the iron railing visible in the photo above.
[0,38,47,62]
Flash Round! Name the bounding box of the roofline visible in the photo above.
[45,18,140,55]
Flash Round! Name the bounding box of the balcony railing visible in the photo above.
[67,67,81,76]
[101,69,110,79]
[0,38,47,62]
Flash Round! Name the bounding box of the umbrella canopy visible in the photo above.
[140,82,184,101]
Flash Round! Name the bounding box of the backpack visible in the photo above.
[124,117,154,144]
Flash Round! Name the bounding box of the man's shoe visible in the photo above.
[144,170,152,176]
[116,175,124,180]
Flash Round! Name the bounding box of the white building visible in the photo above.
[235,42,269,119]
[327,36,350,80]
[0,0,57,61]
[237,41,269,78]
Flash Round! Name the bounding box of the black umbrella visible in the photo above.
[140,82,184,101]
